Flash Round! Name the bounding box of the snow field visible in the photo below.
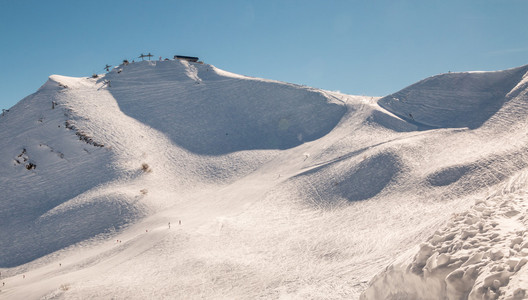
[2,61,528,299]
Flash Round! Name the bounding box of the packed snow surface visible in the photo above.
[1,60,528,299]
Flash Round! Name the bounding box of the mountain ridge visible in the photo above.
[378,64,528,130]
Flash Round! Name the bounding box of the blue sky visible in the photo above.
[1,0,528,110]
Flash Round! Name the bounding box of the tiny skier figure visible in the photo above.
[179,220,181,225]
[168,222,171,229]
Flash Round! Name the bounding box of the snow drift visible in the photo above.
[1,60,528,299]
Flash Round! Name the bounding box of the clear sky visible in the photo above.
[1,0,528,110]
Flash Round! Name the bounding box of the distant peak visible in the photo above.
[378,65,528,129]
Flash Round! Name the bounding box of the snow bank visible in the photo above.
[361,170,528,300]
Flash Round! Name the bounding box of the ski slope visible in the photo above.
[1,60,527,299]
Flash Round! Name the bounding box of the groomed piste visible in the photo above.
[1,60,527,299]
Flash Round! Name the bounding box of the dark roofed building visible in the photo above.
[174,55,199,62]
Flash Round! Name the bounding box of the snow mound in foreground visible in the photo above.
[361,171,528,300]
[378,65,528,129]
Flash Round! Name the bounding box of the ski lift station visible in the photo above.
[174,55,199,62]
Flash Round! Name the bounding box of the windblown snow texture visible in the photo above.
[1,60,528,299]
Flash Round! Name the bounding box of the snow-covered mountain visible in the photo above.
[1,60,527,299]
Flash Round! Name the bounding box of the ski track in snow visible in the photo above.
[1,60,528,299]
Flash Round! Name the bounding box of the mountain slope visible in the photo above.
[1,61,528,299]
[378,65,528,129]
[0,60,345,268]
[106,61,346,155]
[362,66,528,299]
